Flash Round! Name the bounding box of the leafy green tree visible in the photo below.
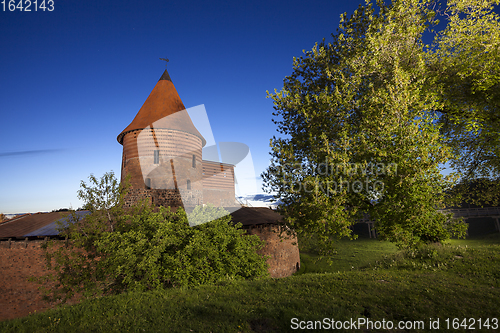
[37,172,268,302]
[263,0,469,250]
[429,0,500,206]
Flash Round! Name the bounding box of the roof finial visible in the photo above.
[159,57,169,67]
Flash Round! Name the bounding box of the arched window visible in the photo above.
[192,155,196,168]
[187,179,191,190]
[145,178,151,190]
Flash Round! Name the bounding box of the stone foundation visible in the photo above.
[124,188,184,208]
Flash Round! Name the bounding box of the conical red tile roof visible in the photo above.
[117,70,206,146]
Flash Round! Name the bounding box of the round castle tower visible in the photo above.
[117,69,206,208]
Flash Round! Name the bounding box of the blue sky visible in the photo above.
[0,0,362,213]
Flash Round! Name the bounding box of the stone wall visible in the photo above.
[244,224,300,278]
[0,240,64,321]
[124,188,208,209]
[124,188,183,208]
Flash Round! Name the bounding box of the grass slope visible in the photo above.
[298,237,399,274]
[1,234,499,332]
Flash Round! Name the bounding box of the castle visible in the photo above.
[117,68,237,209]
[117,65,300,278]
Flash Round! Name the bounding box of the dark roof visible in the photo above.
[159,69,172,82]
[0,212,66,239]
[230,207,283,226]
[0,211,90,239]
[24,211,90,237]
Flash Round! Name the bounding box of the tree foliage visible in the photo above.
[261,0,494,249]
[429,0,500,206]
[37,172,268,303]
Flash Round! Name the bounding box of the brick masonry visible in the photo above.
[123,188,184,208]
[244,224,300,278]
[0,240,78,321]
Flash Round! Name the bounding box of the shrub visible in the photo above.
[36,172,269,302]
[94,204,269,293]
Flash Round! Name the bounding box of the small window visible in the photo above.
[145,178,151,190]
[154,150,159,164]
[187,179,191,190]
[192,155,196,168]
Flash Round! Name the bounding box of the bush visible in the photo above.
[372,203,468,249]
[95,204,269,293]
[36,172,269,302]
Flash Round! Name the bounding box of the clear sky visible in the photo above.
[0,0,362,213]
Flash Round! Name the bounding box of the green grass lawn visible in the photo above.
[1,233,499,332]
[297,236,399,274]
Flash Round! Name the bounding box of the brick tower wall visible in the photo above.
[244,224,300,278]
[121,128,203,208]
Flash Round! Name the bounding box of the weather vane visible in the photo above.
[159,57,169,67]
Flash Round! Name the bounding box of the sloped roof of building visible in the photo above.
[117,69,206,146]
[230,207,283,226]
[24,211,90,237]
[0,211,89,239]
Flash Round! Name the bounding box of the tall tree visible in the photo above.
[429,0,500,206]
[263,0,469,250]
